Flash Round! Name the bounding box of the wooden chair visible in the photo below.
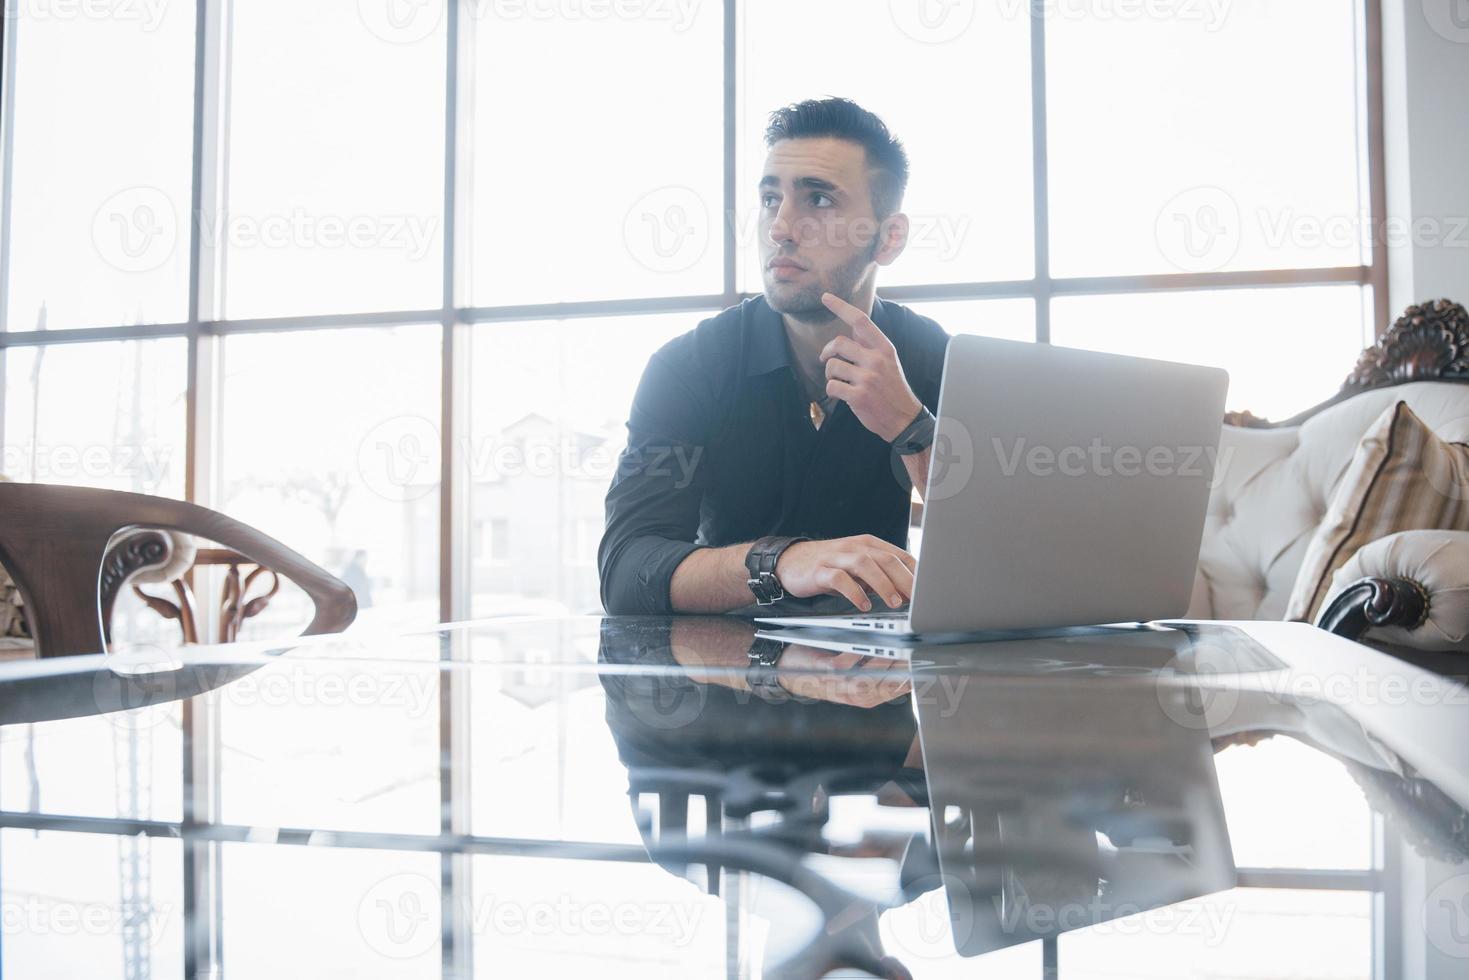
[117,544,287,646]
[0,483,356,658]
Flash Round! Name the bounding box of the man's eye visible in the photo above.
[761,193,779,208]
[811,193,835,208]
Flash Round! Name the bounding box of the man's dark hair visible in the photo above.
[764,97,910,220]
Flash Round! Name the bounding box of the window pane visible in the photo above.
[470,855,731,974]
[217,325,440,632]
[1215,737,1373,871]
[739,1,1033,290]
[469,3,723,306]
[903,297,1036,343]
[1047,0,1364,277]
[1060,888,1371,979]
[6,4,195,330]
[1,830,184,980]
[222,843,440,978]
[3,339,188,497]
[468,313,692,616]
[1051,286,1369,421]
[222,2,445,319]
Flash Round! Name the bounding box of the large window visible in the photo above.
[0,6,1387,974]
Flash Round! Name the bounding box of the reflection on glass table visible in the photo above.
[0,616,1464,978]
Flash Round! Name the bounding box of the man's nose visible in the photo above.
[766,200,798,247]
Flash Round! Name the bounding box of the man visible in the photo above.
[599,97,950,616]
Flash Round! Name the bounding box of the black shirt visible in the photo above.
[597,295,951,615]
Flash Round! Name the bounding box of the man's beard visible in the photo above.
[764,245,877,324]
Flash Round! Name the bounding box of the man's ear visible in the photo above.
[874,213,910,267]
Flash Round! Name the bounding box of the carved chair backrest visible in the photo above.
[0,483,356,657]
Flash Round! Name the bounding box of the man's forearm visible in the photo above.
[901,447,931,501]
[669,543,757,613]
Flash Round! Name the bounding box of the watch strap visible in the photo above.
[744,535,810,605]
[745,636,788,702]
[891,406,937,456]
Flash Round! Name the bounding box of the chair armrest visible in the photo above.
[1315,530,1469,652]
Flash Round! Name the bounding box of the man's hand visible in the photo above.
[775,534,916,611]
[819,292,924,443]
[777,645,913,707]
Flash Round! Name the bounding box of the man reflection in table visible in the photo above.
[599,97,951,616]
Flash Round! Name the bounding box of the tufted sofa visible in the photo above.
[1188,301,1469,654]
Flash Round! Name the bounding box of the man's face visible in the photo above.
[758,137,890,320]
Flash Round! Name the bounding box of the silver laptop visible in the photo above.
[758,335,1228,637]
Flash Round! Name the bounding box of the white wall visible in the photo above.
[1397,845,1469,980]
[1378,13,1468,970]
[1382,0,1469,315]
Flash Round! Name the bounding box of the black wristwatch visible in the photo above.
[744,535,810,605]
[745,636,788,702]
[891,406,937,456]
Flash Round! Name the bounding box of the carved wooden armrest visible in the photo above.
[1315,576,1431,643]
[1315,530,1469,651]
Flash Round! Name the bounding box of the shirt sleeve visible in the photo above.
[597,339,715,615]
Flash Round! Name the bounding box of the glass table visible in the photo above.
[1,616,1466,979]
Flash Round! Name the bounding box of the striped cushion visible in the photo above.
[1285,401,1469,624]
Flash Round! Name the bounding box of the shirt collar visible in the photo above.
[745,294,896,377]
